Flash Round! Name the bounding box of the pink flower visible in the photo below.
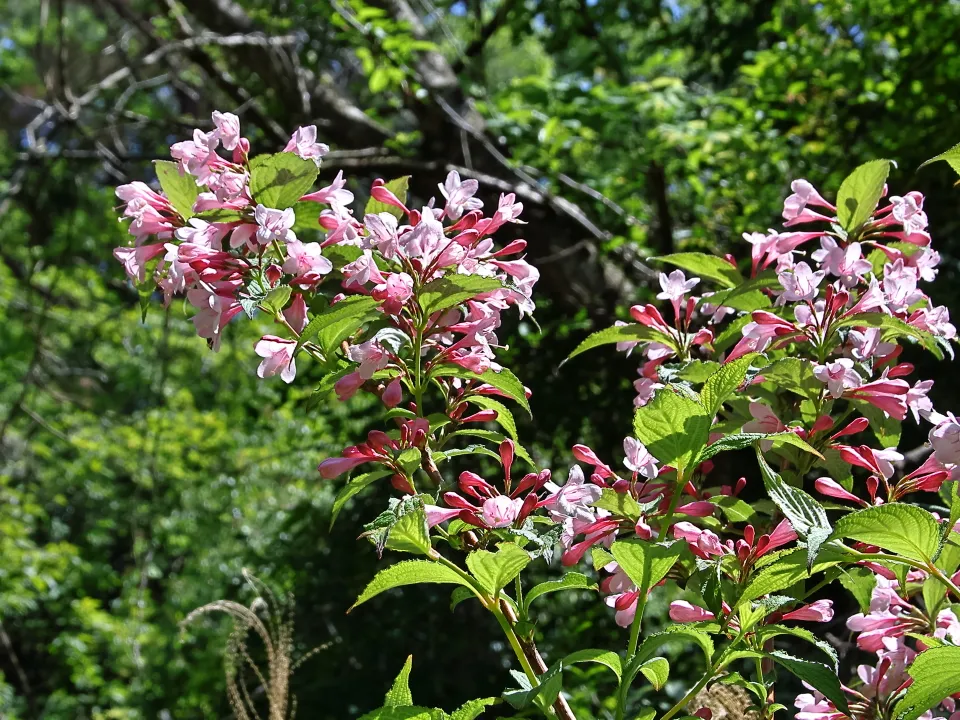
[382,378,403,408]
[302,170,354,211]
[811,238,871,287]
[930,413,960,465]
[424,504,461,528]
[813,359,861,398]
[283,239,333,283]
[372,272,414,309]
[255,205,297,245]
[889,192,928,235]
[439,170,483,220]
[334,371,365,401]
[283,125,329,165]
[838,445,903,480]
[777,261,825,303]
[657,269,700,303]
[481,495,523,528]
[623,437,659,478]
[744,229,781,273]
[782,179,835,220]
[845,378,910,420]
[283,294,308,333]
[814,477,866,506]
[542,466,603,523]
[211,110,241,151]
[318,455,370,479]
[346,339,389,380]
[174,218,225,249]
[113,244,165,283]
[669,600,715,623]
[363,212,401,259]
[742,402,787,450]
[793,689,845,720]
[782,599,834,623]
[848,327,896,361]
[673,522,725,559]
[254,335,297,383]
[342,251,387,289]
[883,259,925,314]
[633,376,663,407]
[910,304,957,340]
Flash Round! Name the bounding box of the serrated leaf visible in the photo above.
[193,207,244,223]
[358,707,442,720]
[449,698,498,720]
[702,271,778,313]
[503,661,563,710]
[567,323,672,361]
[920,140,960,176]
[756,450,831,565]
[466,543,530,596]
[767,651,849,714]
[654,252,744,289]
[834,312,943,359]
[432,444,501,464]
[562,648,622,682]
[385,505,432,555]
[838,566,877,613]
[297,295,382,353]
[330,469,393,529]
[698,431,822,464]
[592,488,643,520]
[675,360,722,384]
[737,547,845,607]
[638,657,669,690]
[350,560,472,611]
[384,656,414,707]
[434,365,530,415]
[523,573,596,614]
[633,386,711,475]
[249,152,319,209]
[892,646,960,720]
[451,429,536,468]
[450,586,474,611]
[365,176,410,219]
[758,357,820,400]
[419,275,504,317]
[466,396,517,440]
[154,160,198,219]
[836,159,892,233]
[756,625,838,668]
[701,354,758,416]
[832,503,940,563]
[610,539,684,593]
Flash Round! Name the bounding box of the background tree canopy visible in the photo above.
[2,0,959,717]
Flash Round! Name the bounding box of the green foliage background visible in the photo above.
[1,0,960,717]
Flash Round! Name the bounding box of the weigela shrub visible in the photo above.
[115,114,960,720]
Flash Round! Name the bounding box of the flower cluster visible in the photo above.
[118,128,960,720]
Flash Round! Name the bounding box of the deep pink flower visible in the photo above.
[669,600,716,623]
[782,599,834,623]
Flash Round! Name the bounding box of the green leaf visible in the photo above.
[193,207,244,223]
[836,159,892,233]
[638,657,669,690]
[738,547,844,607]
[610,539,684,593]
[503,665,563,710]
[675,360,722,384]
[466,543,530,595]
[703,271,778,312]
[153,160,198,219]
[654,252,744,289]
[919,140,960,177]
[523,573,596,614]
[893,646,960,720]
[759,358,820,400]
[365,176,410,219]
[466,396,517,440]
[567,323,672,361]
[433,365,530,415]
[767,651,849,714]
[451,429,536,468]
[701,354,759,416]
[249,152,319,209]
[838,566,877,613]
[698,431,822,464]
[633,386,711,475]
[852,399,902,449]
[834,312,943,359]
[350,560,471,611]
[432,444,501,464]
[449,698,498,720]
[756,450,831,565]
[297,295,382,354]
[330,470,393,529]
[261,286,292,315]
[359,707,442,720]
[384,656,414,706]
[385,505,431,555]
[756,625,838,667]
[562,649,622,682]
[710,496,759,523]
[832,503,940,563]
[592,488,643,520]
[419,275,504,317]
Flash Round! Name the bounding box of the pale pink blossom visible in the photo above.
[254,205,297,245]
[481,495,523,528]
[813,359,861,398]
[930,413,960,465]
[782,599,834,623]
[623,437,659,478]
[542,466,603,523]
[777,261,825,303]
[848,327,896,361]
[283,239,333,282]
[283,125,329,165]
[283,294,308,333]
[113,244,165,283]
[255,335,297,383]
[211,110,241,151]
[346,339,389,380]
[889,192,928,235]
[657,269,700,302]
[342,251,387,288]
[633,376,663,407]
[673,522,725,559]
[439,170,483,220]
[883,259,925,314]
[811,238,871,287]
